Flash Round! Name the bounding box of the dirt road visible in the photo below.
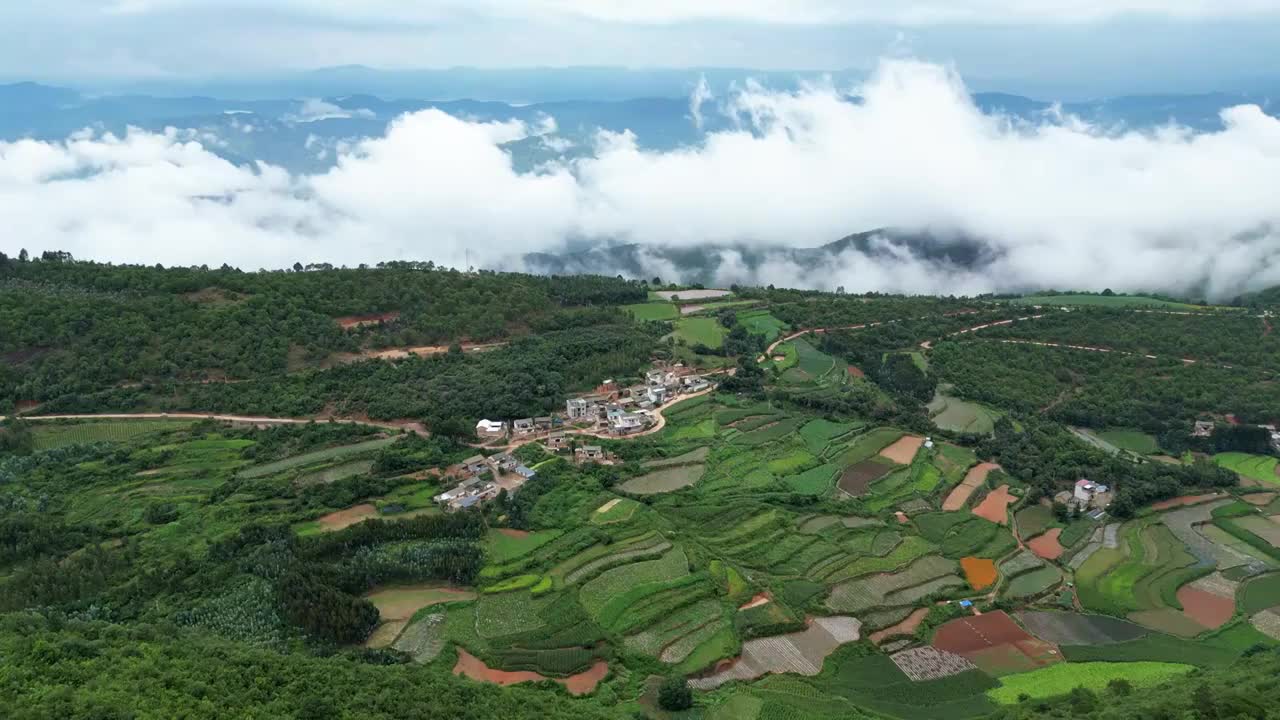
[1,412,431,436]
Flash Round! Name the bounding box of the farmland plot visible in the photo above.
[836,458,896,496]
[239,436,399,478]
[578,549,690,620]
[619,464,705,494]
[943,463,1000,511]
[987,662,1192,704]
[30,419,194,451]
[891,647,978,681]
[687,616,862,690]
[1017,612,1148,646]
[825,554,957,613]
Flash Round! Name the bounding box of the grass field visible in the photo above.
[591,498,640,525]
[799,418,859,455]
[987,661,1193,703]
[783,463,840,495]
[623,301,679,321]
[239,436,399,479]
[1215,453,1280,484]
[1010,294,1221,311]
[738,310,788,342]
[1098,429,1159,454]
[619,464,705,494]
[673,317,729,348]
[30,419,195,451]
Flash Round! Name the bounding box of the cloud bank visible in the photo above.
[3,59,1280,298]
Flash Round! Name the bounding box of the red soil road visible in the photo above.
[317,504,379,531]
[870,608,929,645]
[1176,586,1235,630]
[972,485,1015,525]
[943,463,1000,511]
[879,435,924,464]
[739,592,772,611]
[453,648,609,696]
[1027,528,1065,561]
[1149,493,1225,511]
[932,611,1036,656]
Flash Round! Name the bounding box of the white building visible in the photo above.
[476,419,507,439]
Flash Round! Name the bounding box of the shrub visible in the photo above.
[658,675,693,711]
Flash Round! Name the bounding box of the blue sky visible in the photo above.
[2,1,1279,97]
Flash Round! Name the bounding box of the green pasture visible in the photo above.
[738,310,788,341]
[1097,429,1159,455]
[1215,453,1280,484]
[927,393,1002,434]
[623,301,679,321]
[672,316,729,348]
[484,529,564,565]
[987,661,1193,704]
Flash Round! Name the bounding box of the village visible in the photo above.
[432,362,716,512]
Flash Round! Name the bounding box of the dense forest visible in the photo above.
[0,253,647,407]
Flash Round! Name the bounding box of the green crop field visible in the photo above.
[1015,505,1055,538]
[673,316,729,348]
[239,436,400,478]
[1003,566,1062,599]
[624,301,679,321]
[484,529,564,565]
[590,497,640,525]
[1098,429,1159,454]
[927,393,1002,434]
[767,449,817,475]
[1215,453,1280,484]
[782,463,840,495]
[619,464,705,494]
[1010,294,1221,310]
[987,661,1194,703]
[30,420,195,451]
[578,549,690,618]
[799,418,859,454]
[1239,573,1280,615]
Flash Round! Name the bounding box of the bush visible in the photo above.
[658,675,692,711]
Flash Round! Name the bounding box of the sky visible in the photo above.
[4,58,1280,299]
[2,1,1280,97]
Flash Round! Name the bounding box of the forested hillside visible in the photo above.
[4,255,1280,719]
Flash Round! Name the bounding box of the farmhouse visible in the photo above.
[488,452,519,473]
[1073,479,1111,511]
[576,445,605,462]
[682,377,712,393]
[512,418,535,436]
[534,416,554,432]
[475,419,507,440]
[646,386,668,406]
[463,455,490,476]
[611,412,648,435]
[433,477,500,512]
[566,398,590,420]
[546,432,569,451]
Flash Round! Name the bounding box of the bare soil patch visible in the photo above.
[317,503,379,531]
[1244,493,1278,506]
[1150,493,1224,511]
[1176,586,1234,630]
[960,556,998,590]
[335,311,400,329]
[688,616,861,690]
[596,499,622,514]
[497,528,530,538]
[366,585,476,621]
[847,366,865,378]
[933,612,1035,656]
[879,435,925,464]
[739,592,772,611]
[837,460,894,496]
[871,608,928,645]
[972,485,1015,525]
[1027,528,1065,560]
[453,648,608,696]
[654,289,731,301]
[943,462,999,511]
[679,304,706,315]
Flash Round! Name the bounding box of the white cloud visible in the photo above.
[97,0,1280,25]
[3,58,1280,298]
[286,99,376,123]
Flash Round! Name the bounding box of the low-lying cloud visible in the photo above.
[2,58,1280,299]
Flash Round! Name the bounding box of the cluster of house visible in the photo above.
[432,451,537,512]
[1192,419,1280,452]
[1054,479,1111,520]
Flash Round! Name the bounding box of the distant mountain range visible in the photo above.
[519,228,997,287]
[0,80,1275,175]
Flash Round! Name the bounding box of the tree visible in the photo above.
[652,277,662,286]
[0,418,34,455]
[292,262,304,272]
[18,248,29,262]
[657,675,692,711]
